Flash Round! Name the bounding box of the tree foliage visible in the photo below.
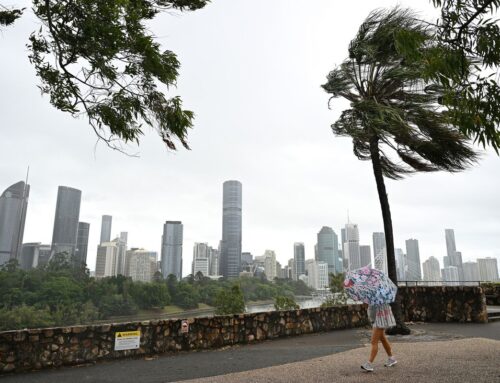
[2,0,209,151]
[214,284,245,315]
[274,295,299,311]
[431,0,500,151]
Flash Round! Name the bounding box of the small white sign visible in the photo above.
[181,320,189,334]
[114,330,141,351]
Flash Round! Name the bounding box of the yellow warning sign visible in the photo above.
[114,330,141,351]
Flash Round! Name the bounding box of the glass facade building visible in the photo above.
[0,181,29,266]
[161,221,183,279]
[51,186,81,259]
[316,226,341,274]
[75,222,90,265]
[220,180,242,278]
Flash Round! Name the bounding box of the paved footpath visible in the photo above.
[1,322,499,383]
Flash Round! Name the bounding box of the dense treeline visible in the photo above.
[0,256,312,330]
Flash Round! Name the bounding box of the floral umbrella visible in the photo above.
[343,266,397,305]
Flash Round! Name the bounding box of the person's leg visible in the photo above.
[380,331,393,357]
[369,328,383,363]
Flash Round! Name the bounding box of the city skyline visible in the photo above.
[2,0,499,278]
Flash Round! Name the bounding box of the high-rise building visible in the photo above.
[100,215,112,244]
[0,181,29,265]
[288,258,296,280]
[209,247,219,276]
[220,180,242,278]
[115,232,128,276]
[423,256,441,285]
[305,259,329,290]
[51,186,81,259]
[462,261,480,283]
[20,242,40,270]
[395,248,406,281]
[241,252,253,265]
[127,249,158,282]
[262,250,277,281]
[95,241,119,278]
[372,232,387,274]
[344,223,360,271]
[477,257,499,281]
[445,229,463,280]
[35,244,52,267]
[160,221,183,279]
[293,242,305,280]
[317,226,341,274]
[192,243,210,277]
[442,266,460,285]
[405,239,422,281]
[359,245,371,268]
[75,222,90,265]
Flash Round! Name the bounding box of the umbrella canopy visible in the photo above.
[343,266,397,305]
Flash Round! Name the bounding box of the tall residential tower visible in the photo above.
[219,180,242,278]
[161,221,183,279]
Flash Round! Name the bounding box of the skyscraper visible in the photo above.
[20,242,40,270]
[372,232,387,274]
[445,229,463,280]
[293,242,305,279]
[262,250,277,281]
[316,226,340,274]
[462,261,480,284]
[51,186,81,259]
[423,256,441,284]
[95,241,118,278]
[126,249,158,282]
[344,223,360,271]
[359,245,371,268]
[161,221,183,279]
[442,266,459,286]
[0,181,29,265]
[305,259,329,290]
[405,239,422,281]
[209,247,219,276]
[115,232,128,276]
[220,180,242,278]
[192,243,210,277]
[100,215,112,244]
[395,248,406,281]
[75,222,90,265]
[477,257,499,281]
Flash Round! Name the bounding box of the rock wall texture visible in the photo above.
[481,283,500,305]
[399,286,488,323]
[0,286,487,374]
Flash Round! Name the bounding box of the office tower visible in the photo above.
[442,266,459,285]
[241,252,253,265]
[395,248,406,281]
[161,221,183,279]
[276,261,283,279]
[317,226,341,274]
[423,256,441,285]
[359,245,371,268]
[127,249,158,282]
[477,257,499,281]
[372,232,387,274]
[209,247,219,276]
[20,243,40,270]
[261,250,277,281]
[219,180,242,278]
[95,241,119,278]
[445,229,463,280]
[113,232,128,276]
[293,242,305,280]
[288,258,296,280]
[100,215,112,244]
[192,243,210,277]
[405,239,422,281]
[443,256,450,268]
[341,228,346,250]
[51,186,81,259]
[344,223,360,271]
[35,244,52,267]
[305,259,329,290]
[462,261,480,283]
[75,222,90,265]
[0,181,29,265]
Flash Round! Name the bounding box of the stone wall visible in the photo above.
[481,283,500,305]
[0,286,488,374]
[399,286,488,323]
[0,305,367,374]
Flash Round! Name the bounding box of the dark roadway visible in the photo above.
[1,322,499,383]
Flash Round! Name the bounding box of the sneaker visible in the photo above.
[384,357,397,367]
[361,362,374,372]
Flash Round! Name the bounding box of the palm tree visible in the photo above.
[322,8,478,334]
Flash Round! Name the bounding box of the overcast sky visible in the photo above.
[1,0,499,275]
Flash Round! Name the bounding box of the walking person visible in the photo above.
[361,303,398,372]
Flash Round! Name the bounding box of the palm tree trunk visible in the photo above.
[369,137,411,335]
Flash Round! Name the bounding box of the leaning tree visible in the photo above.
[1,1,209,152]
[322,8,478,334]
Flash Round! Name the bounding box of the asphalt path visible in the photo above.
[1,322,499,383]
